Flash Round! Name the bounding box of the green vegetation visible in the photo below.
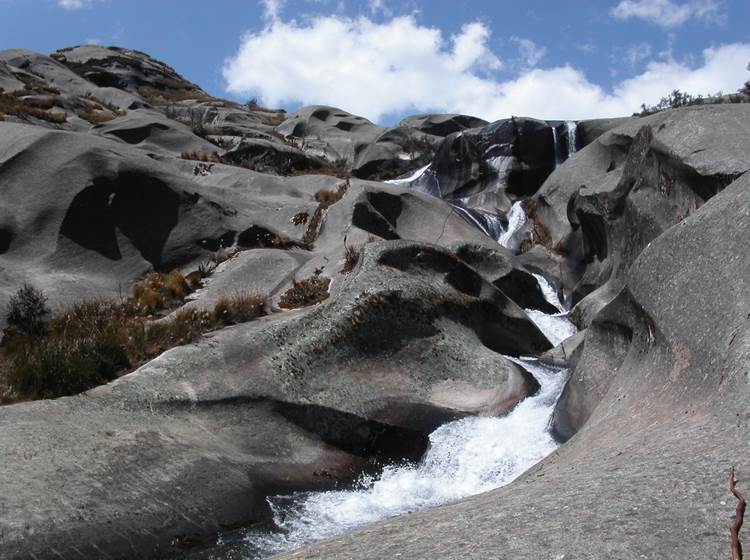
[639,86,749,116]
[278,275,331,309]
[0,276,266,402]
[5,284,50,338]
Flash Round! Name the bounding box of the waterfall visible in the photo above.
[566,121,578,157]
[209,277,575,559]
[384,163,432,186]
[552,127,563,167]
[523,273,576,346]
[498,201,527,251]
[385,163,442,198]
[552,122,578,167]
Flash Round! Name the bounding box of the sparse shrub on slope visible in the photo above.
[5,283,50,338]
[0,277,267,401]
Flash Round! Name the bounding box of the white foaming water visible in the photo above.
[244,358,570,559]
[552,126,563,167]
[384,163,431,185]
[566,121,578,157]
[487,154,513,177]
[524,273,577,347]
[498,201,527,250]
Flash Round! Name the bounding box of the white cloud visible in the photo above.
[58,0,95,9]
[368,0,390,16]
[511,36,546,70]
[223,14,750,122]
[625,42,653,67]
[261,0,285,21]
[611,0,725,28]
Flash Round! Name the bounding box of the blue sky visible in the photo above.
[2,0,749,123]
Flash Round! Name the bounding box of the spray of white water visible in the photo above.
[245,358,569,558]
[498,201,527,250]
[552,127,563,167]
[384,163,431,185]
[566,121,578,157]
[524,273,576,347]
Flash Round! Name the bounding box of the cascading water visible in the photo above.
[385,163,442,198]
[206,276,576,560]
[523,273,577,346]
[498,200,527,251]
[384,163,432,186]
[566,121,578,157]
[451,204,505,241]
[552,126,564,167]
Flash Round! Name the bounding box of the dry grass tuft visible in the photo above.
[341,243,361,274]
[212,293,266,326]
[181,150,220,162]
[278,275,331,309]
[0,93,67,123]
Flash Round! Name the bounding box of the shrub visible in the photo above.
[5,284,50,338]
[278,276,331,309]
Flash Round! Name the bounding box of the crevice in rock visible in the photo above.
[0,226,14,254]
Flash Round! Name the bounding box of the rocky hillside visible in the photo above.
[0,45,749,560]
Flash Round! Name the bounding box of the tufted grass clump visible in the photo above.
[341,243,361,274]
[278,275,331,309]
[213,293,266,326]
[130,271,192,315]
[314,181,348,209]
